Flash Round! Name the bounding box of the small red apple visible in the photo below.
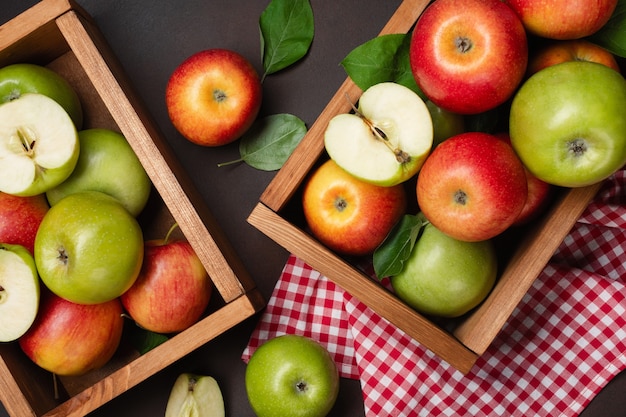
[506,0,618,40]
[409,0,528,115]
[416,132,528,242]
[302,159,407,256]
[165,48,262,147]
[528,39,621,75]
[0,192,49,254]
[120,225,212,334]
[19,291,124,376]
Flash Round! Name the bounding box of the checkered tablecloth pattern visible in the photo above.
[242,170,626,417]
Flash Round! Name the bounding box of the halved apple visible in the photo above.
[0,93,79,196]
[0,243,40,342]
[324,82,433,186]
[165,373,225,417]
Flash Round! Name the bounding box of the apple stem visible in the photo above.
[216,158,244,167]
[164,223,179,244]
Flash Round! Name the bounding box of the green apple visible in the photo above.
[391,222,497,318]
[245,334,340,417]
[324,82,433,186]
[0,93,79,196]
[0,63,83,128]
[0,243,40,342]
[34,191,144,304]
[426,100,465,148]
[510,61,626,187]
[165,373,225,417]
[46,128,152,217]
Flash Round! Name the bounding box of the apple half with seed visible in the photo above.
[165,373,225,417]
[324,82,433,186]
[0,243,40,342]
[0,93,79,196]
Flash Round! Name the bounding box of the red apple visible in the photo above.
[302,159,407,256]
[506,0,617,40]
[120,226,212,334]
[528,39,621,75]
[409,0,528,115]
[416,132,528,242]
[165,48,262,147]
[0,192,49,254]
[19,291,124,376]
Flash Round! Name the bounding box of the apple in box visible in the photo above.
[0,192,49,254]
[528,39,621,75]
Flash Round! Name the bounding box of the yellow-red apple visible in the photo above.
[0,192,48,254]
[409,0,528,115]
[528,39,621,75]
[166,48,262,147]
[302,160,406,256]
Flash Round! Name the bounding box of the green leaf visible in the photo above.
[340,33,424,98]
[373,213,427,279]
[238,113,307,171]
[260,0,314,80]
[128,324,169,355]
[589,0,626,57]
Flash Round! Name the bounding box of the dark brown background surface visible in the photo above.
[1,1,625,416]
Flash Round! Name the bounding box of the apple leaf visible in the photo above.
[127,324,169,355]
[589,0,626,57]
[340,33,424,98]
[373,213,426,279]
[260,0,314,81]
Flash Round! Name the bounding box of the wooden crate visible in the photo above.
[248,0,602,374]
[0,1,265,416]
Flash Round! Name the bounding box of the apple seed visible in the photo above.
[567,138,588,157]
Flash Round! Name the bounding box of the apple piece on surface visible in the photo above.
[46,128,152,217]
[245,334,339,417]
[165,373,225,417]
[302,159,407,256]
[0,192,49,254]
[409,0,528,115]
[0,93,79,197]
[121,225,212,334]
[416,132,528,242]
[165,48,262,147]
[506,0,618,40]
[324,82,432,187]
[0,243,40,342]
[34,191,144,305]
[509,61,626,188]
[0,63,83,129]
[528,39,621,75]
[18,290,124,376]
[391,222,497,318]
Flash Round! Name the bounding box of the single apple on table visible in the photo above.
[46,128,152,217]
[121,224,212,334]
[34,191,144,305]
[409,0,528,115]
[18,290,124,376]
[324,82,433,186]
[0,93,79,197]
[0,243,40,342]
[527,39,621,75]
[509,61,626,188]
[165,48,262,147]
[165,373,225,417]
[416,132,528,242]
[245,334,339,417]
[302,159,407,257]
[0,192,49,254]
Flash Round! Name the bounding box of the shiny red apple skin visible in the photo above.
[0,192,49,254]
[409,0,528,115]
[416,132,528,242]
[165,48,262,147]
[302,160,407,257]
[18,291,124,376]
[528,39,621,75]
[506,0,618,40]
[120,239,212,334]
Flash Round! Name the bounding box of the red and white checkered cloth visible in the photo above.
[242,170,626,417]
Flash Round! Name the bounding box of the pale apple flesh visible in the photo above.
[0,93,79,196]
[324,82,433,186]
[165,373,225,417]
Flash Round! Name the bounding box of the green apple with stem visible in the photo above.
[0,93,79,196]
[324,82,433,186]
[165,373,225,417]
[0,243,40,342]
[34,191,144,305]
[46,128,152,217]
[246,334,340,417]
